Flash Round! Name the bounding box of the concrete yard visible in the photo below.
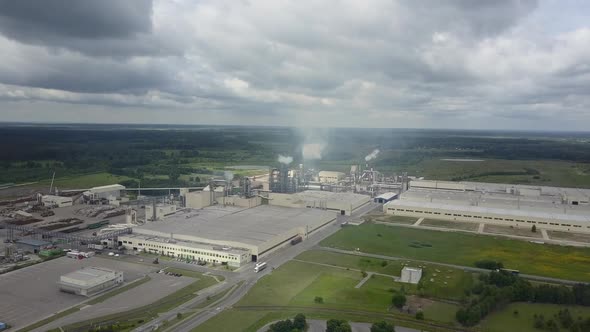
[0,256,155,330]
[33,272,195,332]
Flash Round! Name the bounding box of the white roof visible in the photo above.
[89,184,125,193]
[375,192,397,200]
[42,195,72,202]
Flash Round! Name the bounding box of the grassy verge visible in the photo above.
[86,276,151,305]
[17,306,81,332]
[321,224,590,282]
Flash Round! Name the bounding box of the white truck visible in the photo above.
[254,262,267,273]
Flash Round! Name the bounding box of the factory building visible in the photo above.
[58,267,124,296]
[185,190,261,209]
[145,204,177,221]
[120,234,250,267]
[268,191,370,215]
[120,204,337,264]
[385,180,590,233]
[318,171,346,184]
[373,192,398,204]
[41,195,73,208]
[83,184,126,204]
[15,239,51,254]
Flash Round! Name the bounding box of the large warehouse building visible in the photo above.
[119,204,338,266]
[268,191,370,215]
[384,180,590,233]
[58,267,124,296]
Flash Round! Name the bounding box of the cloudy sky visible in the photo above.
[0,0,589,130]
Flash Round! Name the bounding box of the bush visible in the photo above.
[415,311,424,320]
[371,320,395,332]
[314,296,324,304]
[392,294,407,309]
[326,319,352,332]
[474,260,504,270]
[532,225,537,233]
[381,260,388,267]
[361,271,368,278]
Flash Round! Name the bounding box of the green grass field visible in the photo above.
[395,158,590,188]
[50,172,133,188]
[194,258,462,332]
[296,250,474,300]
[321,224,590,282]
[481,303,590,332]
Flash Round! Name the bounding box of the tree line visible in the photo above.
[456,270,590,327]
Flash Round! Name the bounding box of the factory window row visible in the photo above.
[389,208,586,229]
[130,241,238,261]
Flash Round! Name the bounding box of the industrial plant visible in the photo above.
[2,147,590,331]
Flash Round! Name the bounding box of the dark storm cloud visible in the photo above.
[0,0,180,57]
[0,0,152,39]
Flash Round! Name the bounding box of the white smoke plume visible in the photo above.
[302,143,324,160]
[365,149,380,162]
[278,154,294,164]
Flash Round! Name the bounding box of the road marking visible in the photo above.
[413,217,424,226]
[541,229,550,240]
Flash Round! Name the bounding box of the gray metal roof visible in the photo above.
[16,239,51,246]
[134,205,336,246]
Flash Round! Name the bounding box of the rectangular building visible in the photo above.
[42,195,73,208]
[59,267,124,296]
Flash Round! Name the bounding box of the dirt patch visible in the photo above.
[421,219,479,231]
[547,230,590,243]
[484,224,543,238]
[402,295,436,314]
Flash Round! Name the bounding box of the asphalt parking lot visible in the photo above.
[0,256,155,329]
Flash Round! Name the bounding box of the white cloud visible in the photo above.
[1,0,590,130]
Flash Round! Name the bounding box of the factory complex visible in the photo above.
[121,191,371,266]
[385,180,590,232]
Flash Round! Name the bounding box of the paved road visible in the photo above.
[319,246,588,286]
[164,202,383,332]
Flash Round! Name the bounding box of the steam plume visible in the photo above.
[278,154,294,164]
[365,149,380,162]
[302,143,324,160]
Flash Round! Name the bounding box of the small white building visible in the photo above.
[146,204,177,221]
[401,267,422,284]
[58,267,124,296]
[318,171,346,184]
[42,195,73,208]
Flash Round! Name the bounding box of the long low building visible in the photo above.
[119,204,337,265]
[385,180,590,233]
[59,267,124,296]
